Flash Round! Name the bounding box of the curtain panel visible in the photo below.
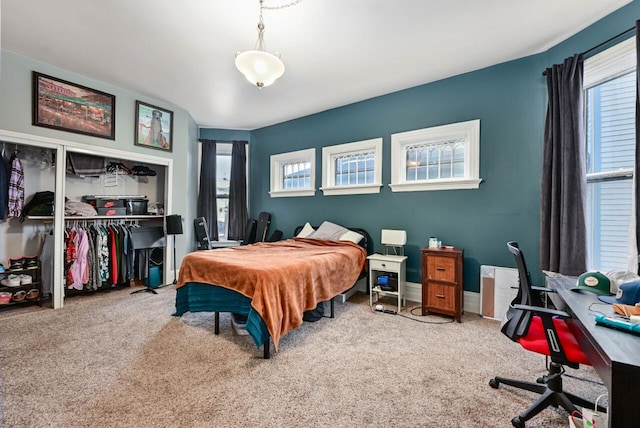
[227,141,248,241]
[197,139,218,241]
[540,54,588,276]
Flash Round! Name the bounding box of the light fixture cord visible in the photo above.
[255,0,267,52]
[262,0,303,10]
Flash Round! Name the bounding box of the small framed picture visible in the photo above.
[134,100,173,152]
[32,71,116,140]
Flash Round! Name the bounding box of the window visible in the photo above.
[584,37,636,271]
[390,120,481,192]
[321,138,382,196]
[215,143,232,240]
[270,148,316,197]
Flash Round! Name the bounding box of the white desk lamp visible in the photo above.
[381,229,407,256]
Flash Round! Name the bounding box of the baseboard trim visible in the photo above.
[337,280,481,315]
[390,281,481,315]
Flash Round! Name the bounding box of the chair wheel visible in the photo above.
[489,378,499,389]
[511,416,525,428]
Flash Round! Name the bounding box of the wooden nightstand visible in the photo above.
[421,247,464,322]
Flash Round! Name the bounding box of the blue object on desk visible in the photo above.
[595,314,640,335]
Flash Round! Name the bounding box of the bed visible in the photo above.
[173,223,371,358]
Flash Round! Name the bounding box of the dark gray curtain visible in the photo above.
[540,54,587,276]
[197,139,218,241]
[635,20,640,272]
[227,141,247,241]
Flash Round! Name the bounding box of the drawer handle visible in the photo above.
[381,263,386,267]
[436,294,445,298]
[436,267,445,271]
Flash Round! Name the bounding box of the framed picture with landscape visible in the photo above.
[32,71,116,140]
[134,100,173,152]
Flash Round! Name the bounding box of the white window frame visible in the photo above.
[320,138,383,196]
[269,148,316,197]
[390,119,482,192]
[583,36,636,271]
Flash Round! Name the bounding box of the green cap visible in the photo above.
[572,271,613,296]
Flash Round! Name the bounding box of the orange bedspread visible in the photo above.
[176,238,367,350]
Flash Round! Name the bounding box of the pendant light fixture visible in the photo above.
[235,0,286,88]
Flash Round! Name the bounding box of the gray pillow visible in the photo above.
[307,221,350,240]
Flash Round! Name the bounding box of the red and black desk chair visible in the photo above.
[489,241,605,428]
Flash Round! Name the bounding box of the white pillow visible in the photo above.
[296,222,316,238]
[340,230,364,244]
[307,221,350,240]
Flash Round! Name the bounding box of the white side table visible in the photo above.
[368,254,407,313]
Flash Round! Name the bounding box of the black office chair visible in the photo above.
[242,212,272,245]
[194,217,212,250]
[489,241,605,428]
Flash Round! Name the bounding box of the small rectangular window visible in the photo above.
[321,138,382,196]
[391,120,481,192]
[270,148,316,197]
[334,152,375,186]
[405,139,465,181]
[283,160,311,189]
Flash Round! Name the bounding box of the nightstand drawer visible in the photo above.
[426,255,457,282]
[369,259,401,271]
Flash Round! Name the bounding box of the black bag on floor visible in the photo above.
[303,302,324,322]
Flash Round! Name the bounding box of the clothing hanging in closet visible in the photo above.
[64,222,144,291]
[8,152,24,218]
[0,145,8,221]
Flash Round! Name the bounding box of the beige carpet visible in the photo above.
[0,286,607,427]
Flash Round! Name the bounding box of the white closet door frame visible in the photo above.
[0,129,173,309]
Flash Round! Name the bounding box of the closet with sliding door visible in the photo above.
[0,129,173,310]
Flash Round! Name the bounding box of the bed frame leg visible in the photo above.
[330,297,335,318]
[214,312,220,335]
[263,338,271,359]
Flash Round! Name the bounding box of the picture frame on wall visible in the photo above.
[134,100,173,152]
[32,71,116,140]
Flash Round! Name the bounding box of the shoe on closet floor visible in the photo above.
[0,264,4,273]
[8,257,23,270]
[23,256,38,269]
[19,274,32,285]
[25,289,39,300]
[1,275,21,287]
[11,290,26,302]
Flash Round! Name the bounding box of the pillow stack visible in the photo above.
[299,221,363,244]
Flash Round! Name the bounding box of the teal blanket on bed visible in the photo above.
[173,282,270,348]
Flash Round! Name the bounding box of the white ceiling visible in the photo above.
[0,0,632,130]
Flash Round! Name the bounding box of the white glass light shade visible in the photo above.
[235,50,285,87]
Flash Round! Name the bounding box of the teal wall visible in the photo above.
[242,1,640,292]
[249,56,546,291]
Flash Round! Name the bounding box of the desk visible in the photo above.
[546,275,640,427]
[130,226,166,294]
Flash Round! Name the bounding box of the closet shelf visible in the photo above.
[27,215,164,221]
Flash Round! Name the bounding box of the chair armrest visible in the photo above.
[510,285,555,293]
[512,303,570,318]
[531,286,556,293]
